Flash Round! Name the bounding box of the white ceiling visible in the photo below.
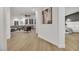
[10,7,38,18]
[10,7,48,17]
[10,7,76,18]
[11,7,79,18]
[65,7,79,16]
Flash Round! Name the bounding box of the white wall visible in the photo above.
[0,8,7,50]
[4,7,11,39]
[36,7,58,46]
[0,7,11,50]
[58,8,65,48]
[36,7,65,48]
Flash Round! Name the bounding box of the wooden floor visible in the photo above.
[7,31,79,51]
[65,33,79,51]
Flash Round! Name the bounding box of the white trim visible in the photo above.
[38,34,58,47]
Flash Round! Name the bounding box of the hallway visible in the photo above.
[3,7,65,51]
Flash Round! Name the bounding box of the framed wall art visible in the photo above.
[42,7,52,24]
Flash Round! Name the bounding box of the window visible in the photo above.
[29,19,33,24]
[14,21,18,26]
[25,19,28,24]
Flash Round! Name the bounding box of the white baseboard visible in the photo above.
[38,34,58,47]
[6,35,11,40]
[58,45,65,48]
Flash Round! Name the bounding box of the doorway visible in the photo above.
[65,7,79,51]
[7,7,37,50]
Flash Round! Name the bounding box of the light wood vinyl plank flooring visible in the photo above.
[65,33,79,51]
[7,32,79,51]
